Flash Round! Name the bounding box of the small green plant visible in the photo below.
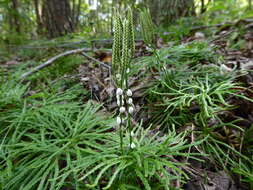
[75,124,205,190]
[147,64,235,127]
[163,17,202,42]
[233,156,253,188]
[0,73,28,118]
[0,101,113,190]
[138,41,222,71]
[144,39,253,187]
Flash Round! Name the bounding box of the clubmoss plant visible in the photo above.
[144,40,253,187]
[0,101,113,190]
[75,124,206,190]
[112,8,135,153]
[80,9,208,189]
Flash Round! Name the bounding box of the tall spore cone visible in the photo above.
[121,19,130,87]
[112,11,123,84]
[140,8,155,47]
[127,9,135,58]
[112,8,135,87]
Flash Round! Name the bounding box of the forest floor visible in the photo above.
[1,18,253,190]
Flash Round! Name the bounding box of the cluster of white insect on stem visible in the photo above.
[116,88,134,123]
[116,87,136,150]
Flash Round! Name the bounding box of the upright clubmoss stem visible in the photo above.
[113,8,135,154]
[119,95,124,154]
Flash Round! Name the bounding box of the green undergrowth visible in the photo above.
[1,1,253,189]
[1,25,253,189]
[1,34,92,61]
[161,17,204,42]
[11,54,84,86]
[0,72,206,190]
[137,41,222,70]
[0,51,201,190]
[200,0,253,25]
[143,41,253,188]
[158,0,253,45]
[32,55,83,83]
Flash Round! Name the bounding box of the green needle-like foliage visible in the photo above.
[144,40,253,187]
[74,124,206,190]
[0,78,28,112]
[148,66,237,127]
[0,101,114,190]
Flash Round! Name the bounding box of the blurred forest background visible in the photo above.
[0,0,252,43]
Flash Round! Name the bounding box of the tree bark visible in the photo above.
[149,0,160,25]
[41,0,75,38]
[10,0,21,33]
[71,0,82,28]
[249,0,252,10]
[146,0,195,26]
[34,0,43,35]
[201,0,205,13]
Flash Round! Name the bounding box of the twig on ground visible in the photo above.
[20,48,111,80]
[80,52,111,69]
[191,18,253,32]
[7,39,143,50]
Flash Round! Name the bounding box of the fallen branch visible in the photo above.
[190,22,233,31]
[190,18,253,32]
[20,48,110,80]
[80,52,111,69]
[8,39,144,50]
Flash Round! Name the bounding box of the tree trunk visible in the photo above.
[10,0,21,33]
[201,0,205,13]
[34,0,43,35]
[71,0,82,29]
[249,0,252,10]
[149,0,160,25]
[146,0,195,26]
[41,0,74,38]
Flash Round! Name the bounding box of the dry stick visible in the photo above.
[80,52,111,69]
[20,48,87,79]
[80,52,112,87]
[7,39,144,50]
[20,48,111,80]
[191,18,253,32]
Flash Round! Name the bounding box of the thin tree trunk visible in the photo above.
[11,0,21,33]
[96,0,99,33]
[69,0,81,29]
[149,0,160,25]
[75,0,82,28]
[201,0,205,13]
[72,0,76,23]
[34,0,43,34]
[249,0,252,10]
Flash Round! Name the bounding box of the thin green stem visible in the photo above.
[119,96,124,155]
